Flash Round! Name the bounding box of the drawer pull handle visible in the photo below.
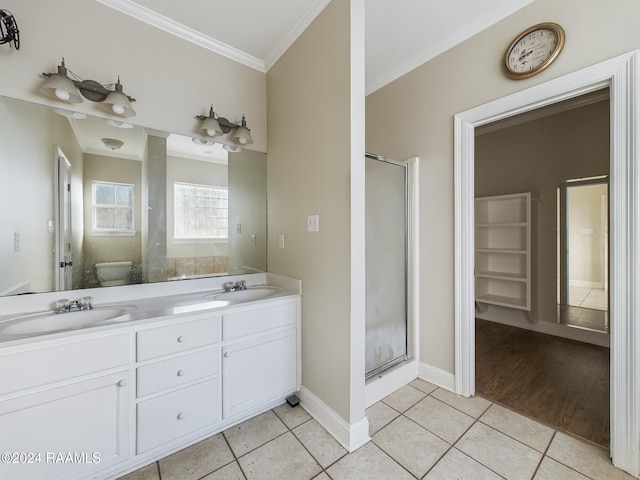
[177,412,186,420]
[118,379,129,387]
[224,351,231,358]
[177,369,186,377]
[177,336,186,343]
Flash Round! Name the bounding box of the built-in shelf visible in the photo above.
[475,192,531,311]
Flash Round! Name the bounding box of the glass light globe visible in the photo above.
[112,103,126,115]
[55,88,71,101]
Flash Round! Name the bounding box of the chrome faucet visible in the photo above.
[223,280,247,292]
[55,296,94,314]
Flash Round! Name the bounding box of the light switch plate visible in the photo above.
[279,234,285,248]
[307,214,319,232]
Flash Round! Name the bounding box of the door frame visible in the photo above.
[558,176,608,308]
[454,51,640,475]
[54,146,72,292]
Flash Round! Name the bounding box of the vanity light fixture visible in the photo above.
[40,58,136,117]
[195,106,253,146]
[232,115,253,145]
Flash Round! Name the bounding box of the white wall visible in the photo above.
[366,0,640,374]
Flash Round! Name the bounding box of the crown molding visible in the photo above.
[95,0,266,72]
[365,0,534,96]
[263,0,331,71]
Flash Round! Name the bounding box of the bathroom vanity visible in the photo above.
[0,273,301,480]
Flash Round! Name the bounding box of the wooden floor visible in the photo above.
[475,319,610,447]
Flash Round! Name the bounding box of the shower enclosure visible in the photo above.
[365,154,409,379]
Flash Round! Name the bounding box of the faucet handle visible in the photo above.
[79,296,93,308]
[54,299,70,312]
[223,282,235,292]
[235,280,247,290]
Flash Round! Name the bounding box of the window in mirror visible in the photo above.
[174,182,228,240]
[92,181,135,235]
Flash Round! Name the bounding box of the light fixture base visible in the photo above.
[75,79,107,102]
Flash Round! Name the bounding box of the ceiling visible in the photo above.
[76,0,535,159]
[96,0,534,95]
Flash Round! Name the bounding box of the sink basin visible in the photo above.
[208,286,281,302]
[0,306,135,336]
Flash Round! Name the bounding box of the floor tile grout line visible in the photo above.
[447,411,510,480]
[219,430,248,479]
[528,430,555,480]
[275,405,347,479]
[368,438,422,479]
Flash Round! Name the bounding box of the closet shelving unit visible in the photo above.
[475,192,531,311]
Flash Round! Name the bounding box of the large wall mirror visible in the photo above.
[0,95,267,297]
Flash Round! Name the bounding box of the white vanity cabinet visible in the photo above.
[0,333,131,480]
[135,313,222,454]
[222,300,298,420]
[0,284,301,480]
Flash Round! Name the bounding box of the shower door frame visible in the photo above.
[365,154,411,380]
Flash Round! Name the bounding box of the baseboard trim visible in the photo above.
[365,360,418,407]
[298,386,370,453]
[476,309,609,348]
[418,362,456,392]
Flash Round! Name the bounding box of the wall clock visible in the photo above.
[504,22,565,79]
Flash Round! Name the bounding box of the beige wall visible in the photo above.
[267,0,359,422]
[475,99,609,323]
[228,150,268,275]
[366,0,640,373]
[568,183,608,287]
[82,154,143,287]
[0,98,83,294]
[0,0,266,152]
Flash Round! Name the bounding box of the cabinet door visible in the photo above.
[0,372,131,480]
[222,328,296,419]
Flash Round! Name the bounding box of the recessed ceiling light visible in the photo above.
[223,144,242,153]
[101,138,124,150]
[104,118,134,129]
[53,108,87,119]
[192,137,215,146]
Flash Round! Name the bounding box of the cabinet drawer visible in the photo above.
[137,379,221,453]
[137,316,221,361]
[0,334,129,396]
[137,347,220,397]
[223,301,297,341]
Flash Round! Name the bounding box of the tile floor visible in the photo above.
[569,287,608,311]
[119,379,633,480]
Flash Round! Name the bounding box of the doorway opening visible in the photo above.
[454,52,640,475]
[558,176,609,333]
[473,91,610,446]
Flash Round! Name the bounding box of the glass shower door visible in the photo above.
[365,155,408,379]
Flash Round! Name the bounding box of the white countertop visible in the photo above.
[0,273,301,346]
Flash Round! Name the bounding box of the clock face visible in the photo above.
[504,23,565,79]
